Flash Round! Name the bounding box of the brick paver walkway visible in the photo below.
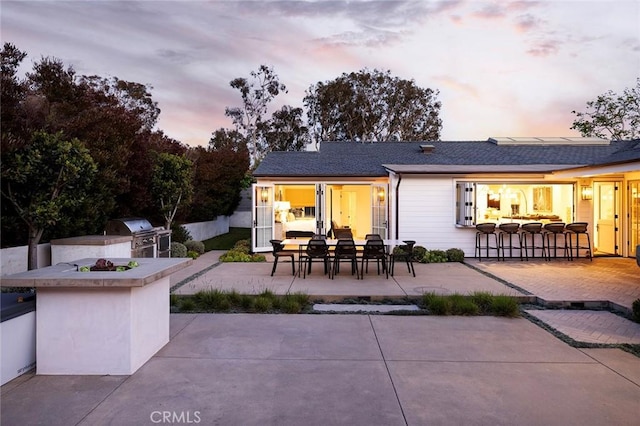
[467,257,640,309]
[525,309,640,344]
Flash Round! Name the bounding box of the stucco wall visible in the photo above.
[182,217,229,242]
[1,244,51,276]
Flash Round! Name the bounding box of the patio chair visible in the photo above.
[331,238,359,279]
[389,240,416,277]
[299,238,331,278]
[360,239,388,279]
[269,239,295,277]
[330,220,352,239]
[365,233,383,240]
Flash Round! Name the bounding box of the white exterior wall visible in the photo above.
[0,244,51,276]
[182,217,229,242]
[51,242,131,265]
[397,176,477,255]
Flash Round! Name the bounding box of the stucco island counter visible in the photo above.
[0,257,192,375]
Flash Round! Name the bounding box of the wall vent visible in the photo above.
[420,144,435,153]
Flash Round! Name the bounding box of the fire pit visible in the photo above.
[83,258,138,272]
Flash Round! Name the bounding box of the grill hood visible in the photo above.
[105,217,154,236]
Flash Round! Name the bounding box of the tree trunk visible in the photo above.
[27,226,42,270]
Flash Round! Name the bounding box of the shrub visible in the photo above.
[233,239,251,253]
[253,296,273,312]
[219,250,265,262]
[187,250,199,259]
[412,246,428,263]
[171,224,192,244]
[470,291,494,314]
[179,297,196,311]
[446,248,465,262]
[490,295,520,317]
[424,249,448,263]
[171,242,188,258]
[449,293,480,315]
[185,240,205,255]
[632,299,640,323]
[422,292,451,315]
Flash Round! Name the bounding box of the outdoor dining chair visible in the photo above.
[389,240,416,277]
[331,238,359,279]
[360,239,388,279]
[269,239,295,276]
[298,238,331,278]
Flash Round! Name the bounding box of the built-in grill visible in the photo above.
[105,218,160,258]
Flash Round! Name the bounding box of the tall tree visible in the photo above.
[571,78,640,140]
[150,152,194,230]
[225,65,287,165]
[0,131,96,269]
[304,68,442,146]
[259,105,310,152]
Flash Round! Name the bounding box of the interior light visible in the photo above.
[581,185,593,201]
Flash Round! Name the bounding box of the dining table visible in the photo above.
[281,238,411,277]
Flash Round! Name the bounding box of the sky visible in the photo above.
[2,0,639,147]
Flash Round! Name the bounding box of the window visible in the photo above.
[455,182,574,226]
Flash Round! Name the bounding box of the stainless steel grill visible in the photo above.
[105,218,158,258]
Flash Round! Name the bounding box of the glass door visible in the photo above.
[593,181,620,255]
[371,184,388,238]
[630,181,639,257]
[252,183,273,252]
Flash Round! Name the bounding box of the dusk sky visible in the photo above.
[2,0,639,147]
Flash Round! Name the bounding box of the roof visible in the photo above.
[253,139,640,177]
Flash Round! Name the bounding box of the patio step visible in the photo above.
[313,303,420,313]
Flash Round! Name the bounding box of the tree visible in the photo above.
[225,65,287,165]
[259,105,310,152]
[150,152,194,230]
[304,68,442,146]
[571,78,640,140]
[0,131,97,269]
[186,130,250,222]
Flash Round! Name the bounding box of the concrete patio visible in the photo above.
[2,252,639,425]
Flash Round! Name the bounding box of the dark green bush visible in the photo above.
[185,240,205,255]
[446,248,465,262]
[171,224,192,244]
[171,242,188,257]
[632,299,640,322]
[413,246,427,263]
[424,249,448,263]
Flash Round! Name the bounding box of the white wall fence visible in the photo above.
[1,217,230,276]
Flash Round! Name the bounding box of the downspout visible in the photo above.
[395,174,402,239]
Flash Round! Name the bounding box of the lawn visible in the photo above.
[203,227,251,251]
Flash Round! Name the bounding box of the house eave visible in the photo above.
[382,164,585,174]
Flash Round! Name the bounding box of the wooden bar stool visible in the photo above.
[543,223,569,260]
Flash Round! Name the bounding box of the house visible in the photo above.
[251,137,640,258]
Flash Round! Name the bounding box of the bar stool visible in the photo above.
[520,222,546,260]
[497,223,522,260]
[565,222,592,261]
[475,223,499,261]
[543,223,569,260]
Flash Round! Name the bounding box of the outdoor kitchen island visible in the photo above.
[0,257,191,375]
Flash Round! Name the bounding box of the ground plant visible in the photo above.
[172,289,310,314]
[421,292,519,317]
[171,242,188,258]
[423,249,448,263]
[219,239,265,262]
[185,240,205,255]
